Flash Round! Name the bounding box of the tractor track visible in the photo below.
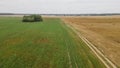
[62,19,117,68]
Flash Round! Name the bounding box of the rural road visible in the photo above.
[62,19,117,68]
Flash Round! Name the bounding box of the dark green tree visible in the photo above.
[22,15,43,22]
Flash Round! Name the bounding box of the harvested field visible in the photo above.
[63,16,120,67]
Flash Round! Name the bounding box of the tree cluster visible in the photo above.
[22,15,43,22]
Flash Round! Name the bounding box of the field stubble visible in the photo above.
[62,16,120,67]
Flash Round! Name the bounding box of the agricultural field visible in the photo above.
[63,16,120,67]
[0,17,106,68]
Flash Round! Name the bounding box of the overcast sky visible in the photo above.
[0,0,120,14]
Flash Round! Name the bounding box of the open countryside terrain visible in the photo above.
[0,17,106,68]
[63,16,120,67]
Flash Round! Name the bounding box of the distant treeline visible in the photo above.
[0,13,14,15]
[41,13,120,16]
[0,13,120,16]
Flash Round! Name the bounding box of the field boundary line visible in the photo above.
[62,19,117,68]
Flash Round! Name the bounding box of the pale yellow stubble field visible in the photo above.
[63,16,120,67]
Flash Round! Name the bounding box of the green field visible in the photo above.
[0,17,106,68]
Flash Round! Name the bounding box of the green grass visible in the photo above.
[0,17,106,68]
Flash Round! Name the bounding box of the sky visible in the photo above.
[0,0,120,14]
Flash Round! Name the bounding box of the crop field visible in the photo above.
[0,17,106,68]
[63,16,120,67]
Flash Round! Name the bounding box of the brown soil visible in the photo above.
[33,38,50,44]
[62,16,120,67]
[4,38,23,45]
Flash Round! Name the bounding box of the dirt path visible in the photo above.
[62,19,117,68]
